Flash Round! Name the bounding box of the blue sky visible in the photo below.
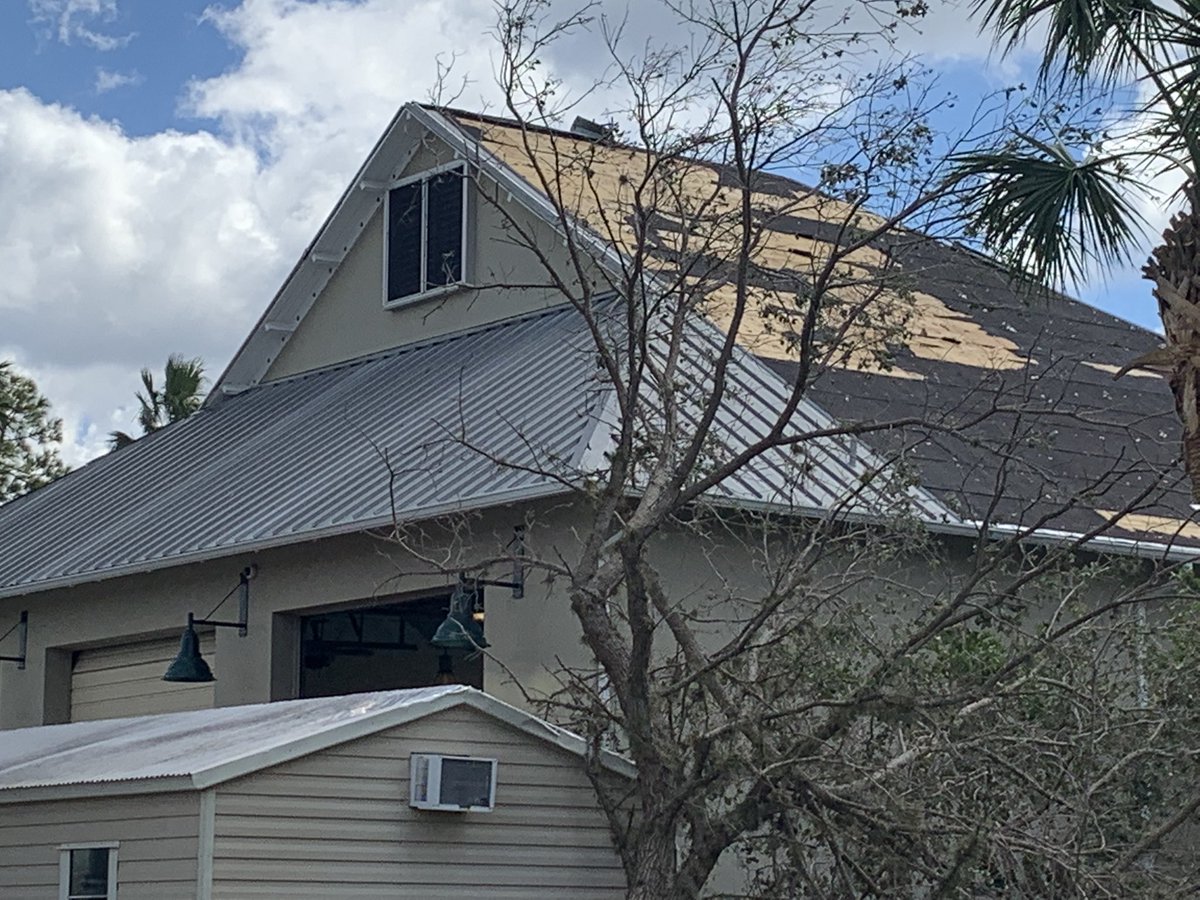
[0,2,235,135]
[0,0,1168,466]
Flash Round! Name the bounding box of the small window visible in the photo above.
[59,844,117,900]
[386,164,467,305]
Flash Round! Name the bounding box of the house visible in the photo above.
[0,685,631,898]
[0,102,1195,892]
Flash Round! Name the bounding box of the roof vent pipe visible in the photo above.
[570,116,616,142]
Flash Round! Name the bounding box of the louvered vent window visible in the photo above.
[386,164,467,304]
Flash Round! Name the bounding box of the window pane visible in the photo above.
[425,169,464,288]
[440,758,492,807]
[387,182,422,301]
[69,847,109,897]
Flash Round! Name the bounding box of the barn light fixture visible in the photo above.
[430,528,525,652]
[0,611,28,670]
[163,565,256,683]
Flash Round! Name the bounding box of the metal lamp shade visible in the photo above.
[430,613,489,651]
[163,623,215,683]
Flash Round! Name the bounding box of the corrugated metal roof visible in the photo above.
[664,316,954,521]
[0,302,957,598]
[0,686,635,798]
[0,305,610,597]
[0,687,461,791]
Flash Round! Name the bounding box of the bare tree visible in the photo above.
[387,1,1200,896]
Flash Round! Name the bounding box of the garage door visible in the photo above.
[70,633,216,722]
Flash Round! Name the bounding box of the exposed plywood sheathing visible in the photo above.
[1097,509,1200,542]
[468,116,1033,378]
[1084,361,1163,379]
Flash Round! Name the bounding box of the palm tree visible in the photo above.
[108,355,206,450]
[953,0,1200,496]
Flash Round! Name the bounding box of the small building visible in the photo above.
[0,685,631,899]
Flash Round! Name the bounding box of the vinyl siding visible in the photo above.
[0,792,199,899]
[211,706,626,898]
[71,633,215,722]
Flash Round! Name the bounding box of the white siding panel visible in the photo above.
[212,706,626,898]
[0,792,199,900]
[70,633,215,722]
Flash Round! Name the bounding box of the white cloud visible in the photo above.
[27,0,135,50]
[94,67,142,93]
[0,89,276,461]
[6,0,509,464]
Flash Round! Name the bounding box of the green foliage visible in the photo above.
[108,354,206,450]
[958,0,1200,288]
[952,133,1146,287]
[928,626,1007,681]
[0,361,66,503]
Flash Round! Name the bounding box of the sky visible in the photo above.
[0,0,1173,468]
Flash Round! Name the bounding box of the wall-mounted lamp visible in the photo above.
[430,528,525,652]
[0,612,28,670]
[164,566,256,683]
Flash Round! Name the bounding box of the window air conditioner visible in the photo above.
[410,753,498,812]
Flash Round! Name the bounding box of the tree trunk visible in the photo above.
[625,827,678,900]
[1144,188,1200,500]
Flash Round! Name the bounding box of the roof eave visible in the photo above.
[0,480,575,601]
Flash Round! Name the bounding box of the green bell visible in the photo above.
[163,616,215,683]
[430,581,489,650]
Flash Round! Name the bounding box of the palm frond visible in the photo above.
[161,354,206,424]
[973,0,1179,86]
[951,133,1148,287]
[107,430,137,451]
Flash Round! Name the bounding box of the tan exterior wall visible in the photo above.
[0,792,199,899]
[0,502,593,730]
[210,705,625,898]
[264,142,606,381]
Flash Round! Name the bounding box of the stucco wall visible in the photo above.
[0,494,792,731]
[264,141,607,381]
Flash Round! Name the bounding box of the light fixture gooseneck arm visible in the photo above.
[0,611,28,670]
[191,566,254,636]
[163,566,257,684]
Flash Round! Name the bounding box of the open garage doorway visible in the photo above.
[298,595,483,698]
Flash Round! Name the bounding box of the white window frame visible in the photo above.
[410,753,498,812]
[383,160,471,309]
[58,842,118,900]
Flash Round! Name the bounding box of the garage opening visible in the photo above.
[298,596,483,699]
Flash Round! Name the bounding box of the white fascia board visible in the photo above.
[209,105,424,399]
[0,480,574,601]
[412,106,637,292]
[188,687,635,790]
[700,491,1200,563]
[935,518,1200,562]
[0,775,195,805]
[457,690,637,780]
[189,688,476,789]
[572,384,621,474]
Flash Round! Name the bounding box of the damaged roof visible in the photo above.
[440,107,1196,551]
[2,103,1193,599]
